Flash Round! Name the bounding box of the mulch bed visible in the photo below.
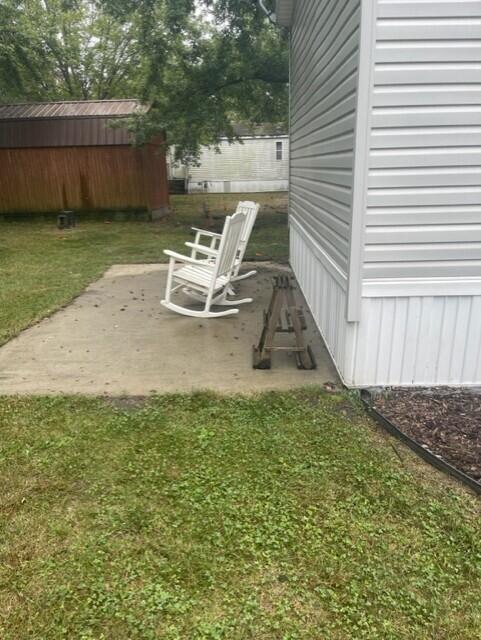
[372,389,481,482]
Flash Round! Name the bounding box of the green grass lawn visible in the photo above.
[0,193,288,345]
[0,391,480,639]
[0,194,480,639]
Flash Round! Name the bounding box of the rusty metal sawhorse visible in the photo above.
[253,275,316,370]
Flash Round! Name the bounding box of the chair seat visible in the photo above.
[174,264,228,291]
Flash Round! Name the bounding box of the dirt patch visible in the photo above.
[372,389,481,482]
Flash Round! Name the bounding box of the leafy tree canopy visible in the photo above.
[0,0,287,160]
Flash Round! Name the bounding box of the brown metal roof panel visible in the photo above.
[49,103,64,118]
[21,104,39,118]
[37,103,52,118]
[70,102,92,117]
[1,105,16,118]
[0,99,148,120]
[113,101,129,115]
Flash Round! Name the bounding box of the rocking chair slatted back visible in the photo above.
[236,201,260,246]
[216,211,247,277]
[231,201,260,281]
[188,200,259,282]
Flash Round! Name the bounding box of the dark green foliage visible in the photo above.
[0,0,143,100]
[0,0,288,159]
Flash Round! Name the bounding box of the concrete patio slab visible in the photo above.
[0,263,339,395]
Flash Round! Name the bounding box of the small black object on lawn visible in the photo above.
[57,210,76,229]
[253,274,316,370]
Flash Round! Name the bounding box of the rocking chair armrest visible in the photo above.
[163,249,212,266]
[184,242,219,258]
[191,227,222,238]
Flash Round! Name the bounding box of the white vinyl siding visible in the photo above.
[285,0,481,386]
[186,137,288,189]
[351,294,481,386]
[290,224,356,382]
[364,0,481,280]
[289,0,361,280]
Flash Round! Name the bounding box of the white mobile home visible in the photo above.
[169,125,289,193]
[277,0,481,386]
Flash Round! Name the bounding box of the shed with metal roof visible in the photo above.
[0,100,168,216]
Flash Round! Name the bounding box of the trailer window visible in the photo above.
[276,141,283,161]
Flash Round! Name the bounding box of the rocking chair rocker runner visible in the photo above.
[188,201,260,283]
[161,210,253,318]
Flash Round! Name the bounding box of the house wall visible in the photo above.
[289,0,361,278]
[290,221,358,383]
[352,0,481,385]
[0,145,169,213]
[288,0,361,382]
[352,292,481,386]
[364,0,481,280]
[287,0,481,386]
[173,137,289,193]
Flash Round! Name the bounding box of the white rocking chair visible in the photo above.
[161,210,253,318]
[188,201,260,283]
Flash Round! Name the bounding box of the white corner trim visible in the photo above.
[362,276,481,298]
[346,0,378,322]
[290,216,348,289]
